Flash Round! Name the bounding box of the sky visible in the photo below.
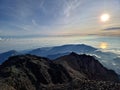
[0,0,120,38]
[0,0,120,53]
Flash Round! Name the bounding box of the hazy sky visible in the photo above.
[0,0,120,37]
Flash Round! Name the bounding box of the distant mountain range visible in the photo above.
[0,53,119,90]
[29,44,97,57]
[0,44,120,74]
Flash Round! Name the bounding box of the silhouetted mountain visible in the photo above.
[0,53,120,90]
[0,50,19,64]
[55,52,119,82]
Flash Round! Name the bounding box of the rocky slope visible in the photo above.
[0,53,120,90]
[0,54,72,90]
[55,52,119,82]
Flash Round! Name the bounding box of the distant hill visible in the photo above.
[29,44,97,57]
[0,44,96,63]
[0,53,119,90]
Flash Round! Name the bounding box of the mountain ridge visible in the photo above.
[0,53,120,90]
[55,52,119,82]
[0,44,120,75]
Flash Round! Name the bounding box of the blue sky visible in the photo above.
[0,0,120,37]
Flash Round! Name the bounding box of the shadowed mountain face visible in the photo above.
[0,53,120,90]
[0,54,72,90]
[55,52,119,81]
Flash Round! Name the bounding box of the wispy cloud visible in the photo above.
[103,27,120,31]
[52,0,81,28]
[38,0,47,14]
[32,19,38,26]
[0,0,120,37]
[63,0,80,18]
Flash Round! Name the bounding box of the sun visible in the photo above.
[100,13,110,22]
[100,42,108,49]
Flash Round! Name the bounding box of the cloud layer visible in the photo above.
[103,27,120,31]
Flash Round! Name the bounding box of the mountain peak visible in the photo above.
[70,52,78,56]
[55,53,119,82]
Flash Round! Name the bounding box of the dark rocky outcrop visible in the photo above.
[0,53,120,90]
[0,54,71,90]
[55,52,119,82]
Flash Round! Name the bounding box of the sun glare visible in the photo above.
[100,42,108,49]
[100,13,110,22]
